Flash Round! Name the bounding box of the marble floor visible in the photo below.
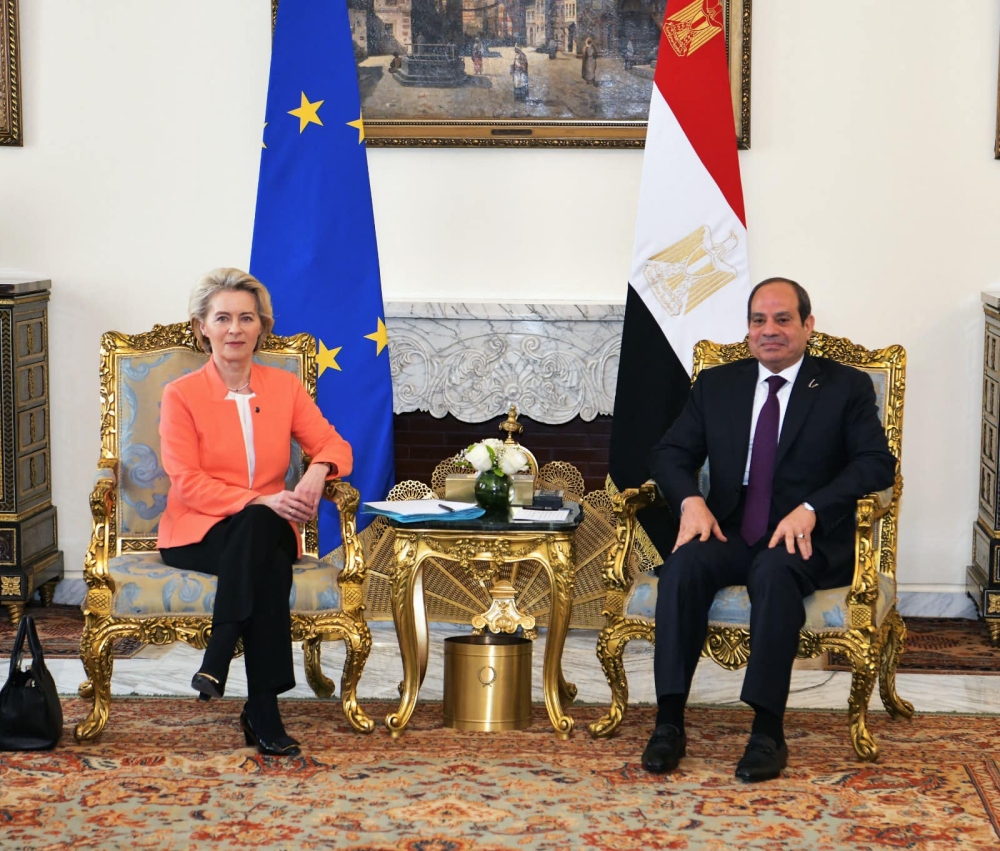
[49,618,1000,725]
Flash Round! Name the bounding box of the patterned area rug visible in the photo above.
[827,616,1000,675]
[0,605,144,660]
[1,699,999,850]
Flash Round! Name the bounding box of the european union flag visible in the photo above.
[250,0,394,553]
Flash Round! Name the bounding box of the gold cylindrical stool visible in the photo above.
[443,634,532,731]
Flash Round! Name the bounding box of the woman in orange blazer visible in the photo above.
[158,268,352,757]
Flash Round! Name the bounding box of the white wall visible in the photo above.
[2,1,999,592]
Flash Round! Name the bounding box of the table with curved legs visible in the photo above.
[384,512,581,739]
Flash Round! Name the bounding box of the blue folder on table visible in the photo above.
[362,500,486,524]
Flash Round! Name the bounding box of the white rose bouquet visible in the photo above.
[460,438,530,478]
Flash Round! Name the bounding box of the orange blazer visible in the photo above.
[157,358,353,554]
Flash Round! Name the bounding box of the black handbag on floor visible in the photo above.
[0,615,63,750]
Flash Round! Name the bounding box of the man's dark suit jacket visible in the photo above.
[648,354,896,588]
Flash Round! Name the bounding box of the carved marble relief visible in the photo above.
[386,302,623,424]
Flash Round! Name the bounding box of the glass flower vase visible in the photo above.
[474,469,511,511]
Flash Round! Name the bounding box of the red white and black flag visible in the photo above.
[609,0,751,559]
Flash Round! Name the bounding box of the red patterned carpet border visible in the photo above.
[0,604,143,660]
[1,699,998,850]
[827,616,1000,674]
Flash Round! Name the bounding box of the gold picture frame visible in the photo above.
[272,0,751,149]
[0,0,20,147]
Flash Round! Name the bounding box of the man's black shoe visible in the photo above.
[734,733,788,782]
[641,724,687,773]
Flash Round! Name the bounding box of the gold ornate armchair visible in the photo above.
[590,332,914,761]
[75,322,374,741]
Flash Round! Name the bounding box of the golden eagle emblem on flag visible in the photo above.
[643,225,739,316]
[663,0,724,58]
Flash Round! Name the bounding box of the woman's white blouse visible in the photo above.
[226,391,258,487]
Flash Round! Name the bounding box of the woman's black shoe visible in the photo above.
[240,706,301,757]
[193,621,241,701]
[191,671,225,701]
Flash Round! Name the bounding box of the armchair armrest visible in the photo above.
[322,480,367,609]
[867,484,895,519]
[603,480,661,593]
[848,473,902,612]
[93,457,118,486]
[83,458,120,615]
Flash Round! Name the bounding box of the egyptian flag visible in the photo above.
[609,0,751,560]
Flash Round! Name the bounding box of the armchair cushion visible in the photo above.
[625,572,897,634]
[109,551,345,616]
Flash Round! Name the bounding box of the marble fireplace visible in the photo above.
[387,301,622,494]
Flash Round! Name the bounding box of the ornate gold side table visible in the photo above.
[0,276,63,624]
[384,503,583,738]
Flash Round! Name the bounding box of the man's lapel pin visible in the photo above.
[808,379,819,388]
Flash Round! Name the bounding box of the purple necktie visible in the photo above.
[741,375,787,546]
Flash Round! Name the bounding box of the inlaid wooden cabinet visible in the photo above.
[0,277,63,624]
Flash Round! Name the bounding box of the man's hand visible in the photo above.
[672,495,727,552]
[768,504,817,559]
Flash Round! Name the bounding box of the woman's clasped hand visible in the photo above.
[253,463,328,523]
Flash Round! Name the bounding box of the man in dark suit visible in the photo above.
[641,278,896,781]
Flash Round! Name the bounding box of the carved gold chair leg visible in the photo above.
[338,621,375,734]
[302,636,336,700]
[4,602,25,626]
[879,608,915,719]
[75,618,127,742]
[589,617,656,738]
[845,637,881,762]
[296,609,375,733]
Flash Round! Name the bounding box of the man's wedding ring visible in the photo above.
[796,533,805,538]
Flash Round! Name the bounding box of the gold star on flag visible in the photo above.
[347,113,365,144]
[317,340,342,376]
[261,122,267,149]
[289,92,324,133]
[364,317,388,355]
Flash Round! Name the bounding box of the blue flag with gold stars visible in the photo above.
[250,0,394,552]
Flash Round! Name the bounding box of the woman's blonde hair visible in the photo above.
[189,268,275,353]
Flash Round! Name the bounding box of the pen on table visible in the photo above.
[438,503,456,512]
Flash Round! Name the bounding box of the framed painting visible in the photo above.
[272,0,751,149]
[0,0,21,147]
